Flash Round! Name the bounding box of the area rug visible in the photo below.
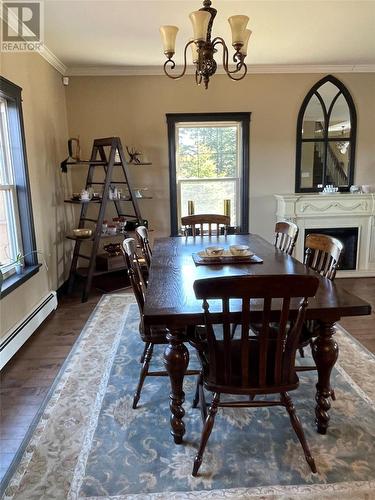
[1,294,375,500]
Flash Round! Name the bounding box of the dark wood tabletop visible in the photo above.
[143,234,371,327]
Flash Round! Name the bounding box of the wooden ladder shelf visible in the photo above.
[66,137,143,302]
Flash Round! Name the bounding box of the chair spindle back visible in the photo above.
[274,221,299,256]
[122,237,147,313]
[194,275,319,390]
[135,225,152,268]
[304,233,344,281]
[181,214,230,237]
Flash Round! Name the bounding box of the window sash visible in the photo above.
[0,97,14,185]
[175,122,241,181]
[0,94,24,273]
[177,177,241,229]
[175,121,242,232]
[0,185,23,274]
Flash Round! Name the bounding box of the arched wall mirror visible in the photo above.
[295,75,357,192]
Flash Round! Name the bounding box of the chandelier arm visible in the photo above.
[213,37,246,76]
[226,62,248,81]
[163,40,195,80]
[211,36,226,47]
[226,53,245,75]
[212,37,230,72]
[195,69,202,86]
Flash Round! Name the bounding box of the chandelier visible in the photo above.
[160,0,252,89]
[336,125,350,155]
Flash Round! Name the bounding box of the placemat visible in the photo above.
[192,253,263,266]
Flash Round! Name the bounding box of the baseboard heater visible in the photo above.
[0,292,58,370]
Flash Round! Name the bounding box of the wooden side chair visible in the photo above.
[304,233,343,280]
[135,225,152,269]
[181,214,230,237]
[191,274,319,477]
[297,233,344,397]
[274,221,299,256]
[232,221,299,338]
[122,238,199,409]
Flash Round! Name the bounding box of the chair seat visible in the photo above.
[199,338,299,395]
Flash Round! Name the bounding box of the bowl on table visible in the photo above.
[205,246,224,257]
[72,228,93,239]
[229,244,252,257]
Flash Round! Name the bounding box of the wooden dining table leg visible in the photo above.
[164,327,189,444]
[311,319,339,434]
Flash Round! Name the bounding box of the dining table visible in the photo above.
[143,233,372,444]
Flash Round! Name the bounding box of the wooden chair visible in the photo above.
[304,233,344,280]
[234,221,299,337]
[122,238,199,409]
[191,274,320,477]
[135,225,152,269]
[274,221,299,256]
[181,214,230,237]
[297,234,344,380]
[296,233,344,401]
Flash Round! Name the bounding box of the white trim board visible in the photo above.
[66,64,375,77]
[39,46,67,75]
[0,292,58,370]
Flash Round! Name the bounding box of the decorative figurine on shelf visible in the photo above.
[60,137,81,172]
[125,146,152,165]
[126,146,142,164]
[68,137,81,161]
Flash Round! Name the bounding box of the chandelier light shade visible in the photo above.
[240,29,252,56]
[160,25,179,54]
[160,0,252,89]
[228,15,249,45]
[189,11,211,41]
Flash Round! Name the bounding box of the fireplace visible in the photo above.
[305,227,359,270]
[274,193,375,277]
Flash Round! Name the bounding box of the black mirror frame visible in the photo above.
[295,75,357,193]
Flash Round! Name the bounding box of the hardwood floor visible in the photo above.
[337,277,375,353]
[0,291,101,479]
[0,278,374,481]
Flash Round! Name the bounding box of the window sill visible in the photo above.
[0,264,41,299]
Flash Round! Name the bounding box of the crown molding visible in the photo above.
[0,4,66,75]
[66,64,375,77]
[39,45,67,75]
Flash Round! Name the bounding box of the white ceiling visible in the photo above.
[44,0,375,71]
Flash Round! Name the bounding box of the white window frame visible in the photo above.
[175,121,243,232]
[0,97,23,278]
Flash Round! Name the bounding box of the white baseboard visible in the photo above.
[0,292,58,370]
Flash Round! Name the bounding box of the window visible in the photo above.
[295,75,357,192]
[0,76,37,295]
[0,97,23,277]
[167,113,250,236]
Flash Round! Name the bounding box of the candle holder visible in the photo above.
[188,200,195,215]
[224,199,231,218]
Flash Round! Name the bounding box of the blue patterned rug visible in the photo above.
[3,294,375,499]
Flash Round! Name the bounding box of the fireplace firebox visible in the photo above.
[305,227,359,271]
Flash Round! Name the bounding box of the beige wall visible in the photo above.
[0,53,71,337]
[65,73,375,241]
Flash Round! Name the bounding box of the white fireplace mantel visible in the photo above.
[274,193,375,277]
